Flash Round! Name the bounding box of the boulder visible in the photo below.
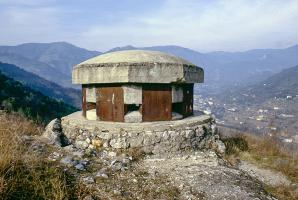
[42,118,69,147]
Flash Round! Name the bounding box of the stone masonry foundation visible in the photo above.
[59,111,224,155]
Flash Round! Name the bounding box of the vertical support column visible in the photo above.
[182,84,194,117]
[82,85,87,117]
[96,87,100,120]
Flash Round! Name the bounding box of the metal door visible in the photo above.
[142,84,172,121]
[96,87,124,122]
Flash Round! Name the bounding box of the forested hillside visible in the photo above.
[0,62,81,107]
[0,71,77,123]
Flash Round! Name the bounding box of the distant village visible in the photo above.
[194,92,298,147]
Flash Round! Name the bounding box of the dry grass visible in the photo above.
[0,112,180,199]
[0,112,88,200]
[222,132,298,200]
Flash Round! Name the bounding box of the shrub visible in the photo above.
[222,135,248,155]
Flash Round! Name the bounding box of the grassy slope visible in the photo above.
[0,112,86,199]
[223,133,298,200]
[0,112,181,200]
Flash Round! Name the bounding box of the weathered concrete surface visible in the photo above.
[86,109,96,120]
[122,85,142,104]
[124,111,142,123]
[72,50,204,84]
[86,87,96,103]
[80,50,193,65]
[172,112,183,120]
[61,111,223,155]
[172,85,183,103]
[62,111,211,132]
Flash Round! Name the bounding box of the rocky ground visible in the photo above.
[22,115,298,200]
[141,152,276,200]
[26,135,283,199]
[28,117,294,199]
[48,145,280,199]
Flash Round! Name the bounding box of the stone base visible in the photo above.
[60,111,223,155]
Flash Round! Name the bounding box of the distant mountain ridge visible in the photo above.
[108,44,298,93]
[217,64,298,104]
[0,42,101,88]
[246,65,298,101]
[1,42,298,94]
[0,62,81,108]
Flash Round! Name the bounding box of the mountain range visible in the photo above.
[1,42,298,105]
[248,65,298,101]
[108,44,298,93]
[218,64,298,104]
[0,42,100,88]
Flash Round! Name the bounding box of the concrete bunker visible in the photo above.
[47,50,225,155]
[72,50,204,122]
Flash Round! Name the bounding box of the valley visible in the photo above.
[194,66,298,149]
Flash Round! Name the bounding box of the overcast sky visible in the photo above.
[1,0,298,52]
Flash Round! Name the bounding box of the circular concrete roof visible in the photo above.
[78,50,195,66]
[72,50,204,84]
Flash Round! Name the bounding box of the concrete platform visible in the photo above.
[60,111,221,155]
[62,111,212,132]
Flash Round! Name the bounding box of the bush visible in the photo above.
[222,135,248,155]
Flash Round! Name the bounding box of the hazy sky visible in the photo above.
[1,0,298,52]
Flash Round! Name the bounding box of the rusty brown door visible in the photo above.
[183,84,193,117]
[142,84,172,121]
[82,86,87,117]
[96,87,124,122]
